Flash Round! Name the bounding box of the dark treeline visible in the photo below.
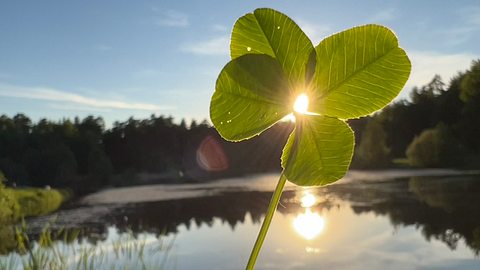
[1,59,479,192]
[0,115,113,192]
[352,59,480,168]
[0,113,293,193]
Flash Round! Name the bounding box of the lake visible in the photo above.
[2,170,480,269]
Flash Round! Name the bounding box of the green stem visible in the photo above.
[246,172,287,270]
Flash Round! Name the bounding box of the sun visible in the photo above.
[293,94,309,114]
[301,192,316,208]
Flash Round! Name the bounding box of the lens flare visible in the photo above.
[196,135,228,171]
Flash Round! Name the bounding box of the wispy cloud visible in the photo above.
[297,20,331,45]
[368,8,396,23]
[0,83,173,111]
[211,24,228,32]
[155,10,189,27]
[181,36,229,56]
[131,69,165,79]
[462,6,480,26]
[48,103,111,112]
[440,6,480,46]
[440,27,475,46]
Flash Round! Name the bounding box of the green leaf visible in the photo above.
[210,54,291,141]
[281,115,354,186]
[311,24,411,119]
[230,8,314,89]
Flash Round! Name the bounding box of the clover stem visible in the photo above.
[246,172,287,270]
[246,119,302,269]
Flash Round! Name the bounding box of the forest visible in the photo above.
[0,60,479,194]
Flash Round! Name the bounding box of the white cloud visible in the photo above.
[406,50,475,88]
[155,10,189,27]
[0,83,174,111]
[297,20,331,45]
[181,36,229,56]
[395,50,476,100]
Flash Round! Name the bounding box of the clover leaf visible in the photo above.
[211,8,411,186]
[209,8,411,269]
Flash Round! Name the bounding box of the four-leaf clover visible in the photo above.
[210,8,411,186]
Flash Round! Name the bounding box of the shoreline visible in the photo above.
[80,168,480,205]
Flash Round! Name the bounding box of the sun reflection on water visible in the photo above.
[293,191,325,240]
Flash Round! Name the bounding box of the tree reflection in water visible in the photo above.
[330,175,480,255]
[3,174,480,257]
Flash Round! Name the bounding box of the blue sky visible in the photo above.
[1,1,479,126]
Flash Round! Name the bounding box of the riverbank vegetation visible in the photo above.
[0,172,67,225]
[0,60,479,192]
[1,172,68,254]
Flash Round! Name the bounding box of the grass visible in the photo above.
[0,226,173,270]
[0,186,19,225]
[1,182,69,254]
[0,182,68,225]
[13,188,67,217]
[1,180,172,269]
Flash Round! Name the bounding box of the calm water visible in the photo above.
[3,172,480,269]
